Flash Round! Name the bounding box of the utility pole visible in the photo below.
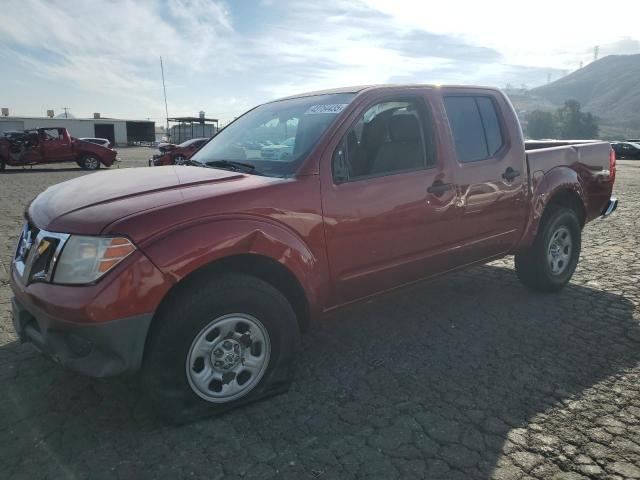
[594,45,599,61]
[61,106,70,118]
[160,56,170,139]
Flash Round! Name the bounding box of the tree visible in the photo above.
[554,100,599,139]
[526,110,556,139]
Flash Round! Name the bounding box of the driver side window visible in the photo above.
[43,129,62,141]
[332,99,434,183]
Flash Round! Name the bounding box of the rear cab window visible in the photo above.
[443,95,504,163]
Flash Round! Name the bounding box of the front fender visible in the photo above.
[514,166,586,252]
[140,217,325,317]
[75,142,117,167]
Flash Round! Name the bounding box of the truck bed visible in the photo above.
[524,140,602,151]
[525,140,614,223]
[525,140,612,175]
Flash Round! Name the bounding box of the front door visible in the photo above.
[321,94,458,306]
[40,128,72,163]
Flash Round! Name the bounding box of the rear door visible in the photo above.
[320,90,460,305]
[441,89,528,258]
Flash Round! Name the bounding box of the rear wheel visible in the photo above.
[79,155,100,170]
[141,273,300,423]
[515,207,581,292]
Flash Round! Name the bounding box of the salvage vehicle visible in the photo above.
[10,85,617,422]
[0,128,117,171]
[260,137,296,160]
[149,137,208,166]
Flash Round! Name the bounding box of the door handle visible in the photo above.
[427,181,453,196]
[502,167,521,181]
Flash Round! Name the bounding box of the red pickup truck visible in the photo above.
[0,127,117,171]
[10,85,617,422]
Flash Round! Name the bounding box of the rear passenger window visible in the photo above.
[444,95,504,162]
[476,97,503,156]
[332,99,435,183]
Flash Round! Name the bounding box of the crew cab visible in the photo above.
[10,85,617,422]
[150,137,208,166]
[0,127,117,171]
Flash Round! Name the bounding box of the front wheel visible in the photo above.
[173,155,186,165]
[79,155,101,170]
[0,160,6,172]
[515,207,582,292]
[141,273,300,423]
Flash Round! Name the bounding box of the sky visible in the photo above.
[0,0,639,123]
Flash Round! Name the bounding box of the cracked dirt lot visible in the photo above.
[0,149,639,480]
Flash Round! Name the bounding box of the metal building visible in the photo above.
[0,110,154,146]
[168,112,218,143]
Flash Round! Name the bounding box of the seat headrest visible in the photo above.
[389,115,420,142]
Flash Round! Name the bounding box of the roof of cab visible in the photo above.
[271,84,501,102]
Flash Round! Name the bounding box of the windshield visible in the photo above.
[191,93,356,177]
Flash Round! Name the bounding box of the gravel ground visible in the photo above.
[0,149,639,480]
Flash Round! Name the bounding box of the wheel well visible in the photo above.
[545,188,586,228]
[154,254,311,332]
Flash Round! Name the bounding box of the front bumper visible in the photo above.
[9,241,171,377]
[12,295,152,377]
[601,196,618,217]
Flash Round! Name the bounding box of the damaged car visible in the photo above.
[150,138,209,166]
[0,128,118,171]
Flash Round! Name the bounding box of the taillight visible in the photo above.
[609,148,616,181]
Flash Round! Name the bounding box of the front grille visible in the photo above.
[13,222,69,284]
[28,237,61,282]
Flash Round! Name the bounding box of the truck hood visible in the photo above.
[28,166,250,234]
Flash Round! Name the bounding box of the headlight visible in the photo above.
[53,236,136,284]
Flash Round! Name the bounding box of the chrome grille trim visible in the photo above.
[13,223,70,284]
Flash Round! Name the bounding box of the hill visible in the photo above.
[508,54,640,139]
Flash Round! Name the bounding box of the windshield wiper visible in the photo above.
[204,160,259,174]
[182,159,207,167]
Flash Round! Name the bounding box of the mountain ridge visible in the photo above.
[507,54,640,138]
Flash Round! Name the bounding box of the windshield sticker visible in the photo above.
[305,104,349,115]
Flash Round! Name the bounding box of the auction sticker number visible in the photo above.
[305,104,349,115]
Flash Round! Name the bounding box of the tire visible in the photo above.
[141,273,300,424]
[515,207,581,292]
[79,155,101,170]
[173,155,186,165]
[0,160,5,172]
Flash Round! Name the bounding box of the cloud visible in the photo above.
[600,37,640,56]
[0,0,637,121]
[0,0,237,116]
